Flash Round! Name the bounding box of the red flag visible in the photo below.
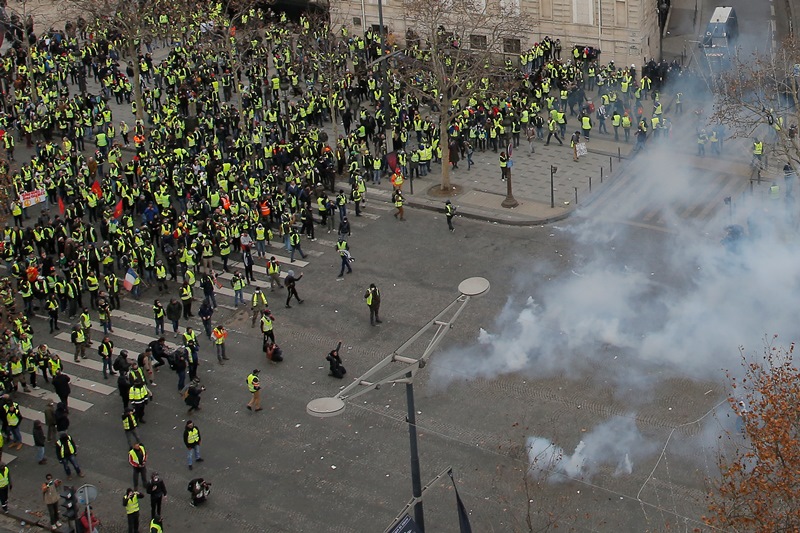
[91,180,102,198]
[58,197,65,215]
[113,199,124,219]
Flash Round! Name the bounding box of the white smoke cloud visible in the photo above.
[431,146,800,388]
[527,416,655,480]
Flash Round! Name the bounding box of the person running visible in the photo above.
[444,200,456,232]
[284,271,304,308]
[336,238,353,278]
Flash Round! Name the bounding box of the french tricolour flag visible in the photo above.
[123,268,138,291]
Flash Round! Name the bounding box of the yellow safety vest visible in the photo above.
[247,374,260,392]
[186,427,200,444]
[125,494,140,514]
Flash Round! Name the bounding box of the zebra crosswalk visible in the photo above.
[4,313,171,464]
[0,196,396,464]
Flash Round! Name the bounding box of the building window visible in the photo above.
[503,38,521,53]
[615,0,627,27]
[573,0,594,25]
[541,0,553,19]
[352,17,362,27]
[470,34,487,50]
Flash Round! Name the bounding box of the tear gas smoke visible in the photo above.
[432,148,799,388]
[527,416,656,481]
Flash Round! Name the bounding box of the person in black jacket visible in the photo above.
[145,472,167,520]
[54,402,69,434]
[284,271,304,309]
[173,348,188,391]
[33,420,46,464]
[148,338,168,369]
[184,384,204,413]
[117,372,131,410]
[51,370,71,412]
[326,341,346,379]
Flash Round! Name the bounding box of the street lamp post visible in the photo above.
[405,371,424,527]
[550,165,558,208]
[307,277,491,532]
[501,145,518,208]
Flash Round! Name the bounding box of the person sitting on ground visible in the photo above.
[187,478,211,507]
[264,340,284,363]
[326,341,346,379]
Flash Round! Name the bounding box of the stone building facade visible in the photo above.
[329,0,661,68]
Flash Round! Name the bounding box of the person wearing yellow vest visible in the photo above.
[150,516,163,532]
[250,287,268,327]
[56,432,84,479]
[364,283,382,326]
[212,325,228,364]
[122,407,141,448]
[390,168,405,190]
[80,307,93,346]
[753,138,763,163]
[266,257,283,291]
[180,281,194,319]
[129,442,148,490]
[246,369,262,411]
[123,487,144,533]
[3,398,22,450]
[580,112,592,140]
[70,324,86,363]
[0,462,11,513]
[183,420,203,469]
[336,238,353,278]
[392,190,405,221]
[231,272,246,308]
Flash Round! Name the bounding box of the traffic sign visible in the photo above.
[77,484,98,505]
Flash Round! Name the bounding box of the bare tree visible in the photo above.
[398,0,527,191]
[63,0,193,120]
[712,36,800,178]
[193,0,262,129]
[3,0,70,104]
[295,13,349,143]
[493,436,587,532]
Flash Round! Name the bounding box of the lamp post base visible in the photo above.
[501,196,519,208]
[502,171,518,208]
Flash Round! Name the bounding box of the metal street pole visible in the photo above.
[550,165,557,208]
[405,374,424,530]
[502,144,518,208]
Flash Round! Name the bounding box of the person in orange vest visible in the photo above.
[390,168,405,191]
[212,325,228,364]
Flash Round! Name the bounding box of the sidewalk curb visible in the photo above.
[337,180,578,226]
[404,193,574,226]
[2,509,50,531]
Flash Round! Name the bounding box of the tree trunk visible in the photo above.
[127,41,144,121]
[439,117,451,191]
